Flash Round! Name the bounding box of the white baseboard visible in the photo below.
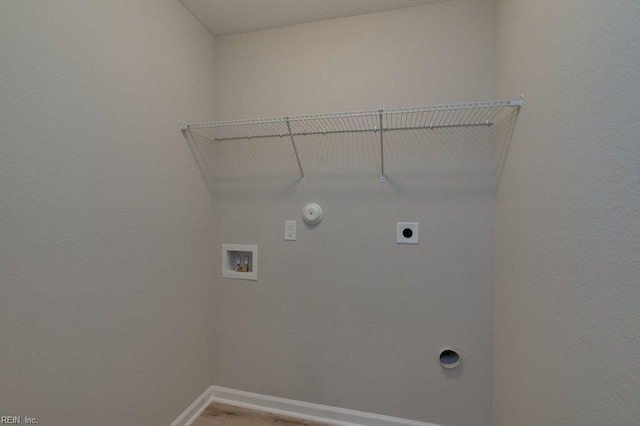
[170,386,213,426]
[170,385,441,426]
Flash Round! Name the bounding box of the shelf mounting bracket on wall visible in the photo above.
[378,110,386,182]
[286,118,306,183]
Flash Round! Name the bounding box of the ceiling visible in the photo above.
[179,0,450,36]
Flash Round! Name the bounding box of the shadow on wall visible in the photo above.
[185,124,508,201]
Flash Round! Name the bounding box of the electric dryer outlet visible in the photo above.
[397,222,419,244]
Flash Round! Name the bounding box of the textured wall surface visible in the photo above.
[208,2,496,425]
[179,0,450,36]
[9,1,635,424]
[214,0,495,120]
[494,1,640,424]
[0,1,217,424]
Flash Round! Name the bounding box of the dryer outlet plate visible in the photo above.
[397,222,419,244]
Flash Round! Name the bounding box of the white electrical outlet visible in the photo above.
[285,220,296,241]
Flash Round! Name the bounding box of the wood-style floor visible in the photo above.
[192,402,330,426]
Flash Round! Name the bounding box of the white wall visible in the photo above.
[214,0,495,119]
[208,2,496,425]
[494,1,640,424]
[9,1,635,424]
[0,1,216,424]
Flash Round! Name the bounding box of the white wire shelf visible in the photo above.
[179,97,522,183]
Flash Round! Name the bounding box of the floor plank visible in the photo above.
[192,402,330,426]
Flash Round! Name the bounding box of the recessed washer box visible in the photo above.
[222,244,257,280]
[397,222,419,244]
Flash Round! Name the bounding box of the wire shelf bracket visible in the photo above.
[285,118,305,183]
[378,110,386,183]
[179,96,523,183]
